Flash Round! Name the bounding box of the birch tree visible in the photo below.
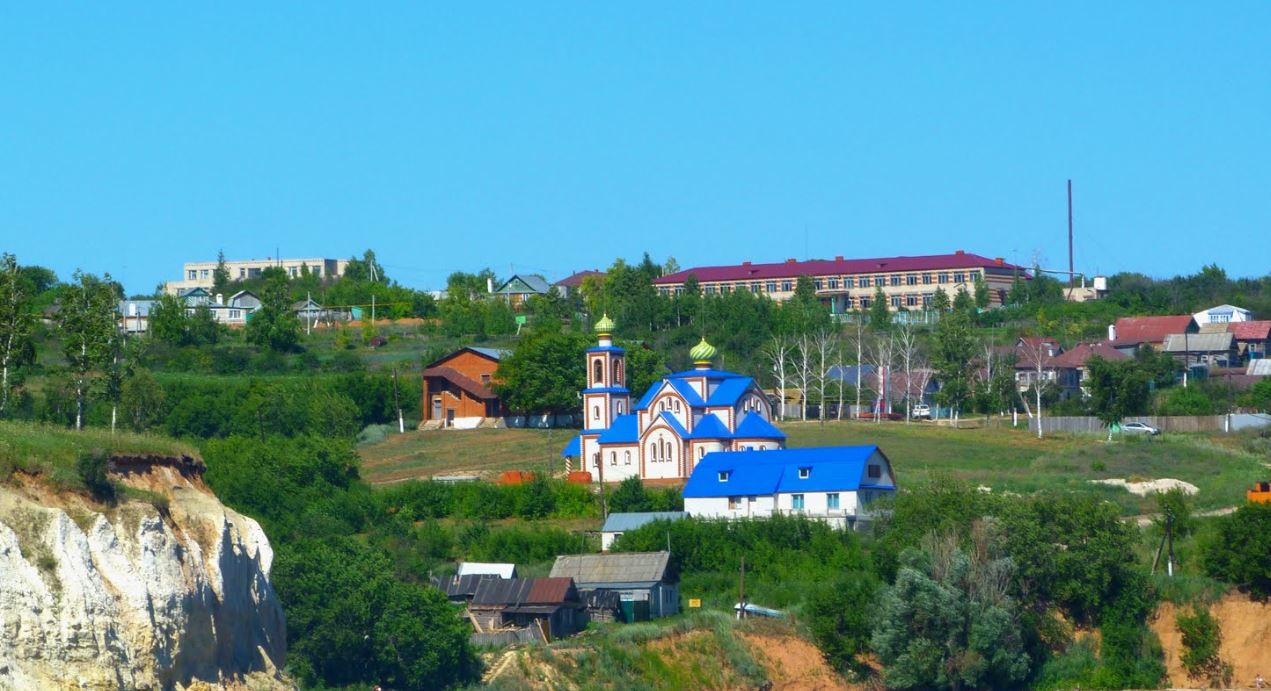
[846,309,868,419]
[0,254,33,418]
[1019,336,1057,439]
[762,335,794,420]
[60,271,118,430]
[895,323,921,423]
[812,330,839,422]
[794,335,816,421]
[867,332,896,423]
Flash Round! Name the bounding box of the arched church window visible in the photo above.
[593,359,603,385]
[614,360,623,385]
[610,452,617,466]
[593,405,600,420]
[624,450,631,465]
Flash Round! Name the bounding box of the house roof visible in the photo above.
[706,377,755,406]
[494,274,551,295]
[436,573,495,599]
[733,412,787,440]
[471,577,577,606]
[1014,337,1063,369]
[550,551,673,585]
[1162,332,1234,353]
[555,270,604,288]
[688,413,731,439]
[600,512,688,533]
[1050,342,1128,368]
[1230,320,1271,341]
[1197,304,1250,316]
[291,298,323,310]
[458,562,517,578]
[118,300,155,317]
[422,366,498,399]
[425,346,509,369]
[652,252,1024,285]
[1248,360,1271,376]
[682,446,894,498]
[1111,316,1195,347]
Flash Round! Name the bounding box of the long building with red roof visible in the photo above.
[650,250,1025,314]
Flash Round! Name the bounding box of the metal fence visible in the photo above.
[1028,414,1271,435]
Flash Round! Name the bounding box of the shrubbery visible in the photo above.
[1201,502,1271,598]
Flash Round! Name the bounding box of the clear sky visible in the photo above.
[3,4,1269,294]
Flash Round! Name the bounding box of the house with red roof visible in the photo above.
[554,270,605,298]
[1050,342,1129,398]
[651,250,1025,315]
[1108,315,1198,356]
[421,347,510,429]
[1228,320,1271,361]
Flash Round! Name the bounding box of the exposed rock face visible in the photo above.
[0,458,288,690]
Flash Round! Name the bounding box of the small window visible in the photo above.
[791,494,805,510]
[860,277,871,288]
[890,296,901,307]
[718,471,730,482]
[827,493,840,510]
[844,277,855,288]
[922,273,932,284]
[728,496,742,510]
[868,464,882,479]
[624,450,631,465]
[890,275,901,286]
[765,281,777,293]
[593,360,604,385]
[481,374,492,384]
[798,467,810,479]
[593,406,600,420]
[781,280,792,291]
[188,270,197,280]
[610,452,617,466]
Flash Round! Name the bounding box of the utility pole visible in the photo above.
[392,366,404,434]
[597,456,608,520]
[1067,179,1075,292]
[738,555,747,620]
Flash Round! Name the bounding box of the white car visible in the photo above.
[1121,421,1161,436]
[911,404,932,420]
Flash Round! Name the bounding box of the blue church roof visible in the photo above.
[561,435,580,457]
[653,411,690,438]
[598,414,640,444]
[706,377,755,406]
[733,413,786,440]
[682,446,891,498]
[688,413,731,439]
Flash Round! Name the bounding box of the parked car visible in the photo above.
[1121,421,1161,436]
[911,404,932,420]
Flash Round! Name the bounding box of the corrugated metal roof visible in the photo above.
[652,252,1024,285]
[550,551,672,585]
[527,577,576,604]
[561,435,581,457]
[734,413,786,440]
[1162,332,1234,353]
[1111,316,1195,347]
[601,512,688,533]
[683,446,894,497]
[437,574,495,599]
[1230,321,1271,341]
[1248,360,1271,376]
[471,577,577,606]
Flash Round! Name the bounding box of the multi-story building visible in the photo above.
[651,250,1025,314]
[163,257,349,295]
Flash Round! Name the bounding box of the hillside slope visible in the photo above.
[0,435,287,690]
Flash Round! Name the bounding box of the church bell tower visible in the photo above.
[582,314,630,430]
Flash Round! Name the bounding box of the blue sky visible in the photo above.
[2,4,1269,294]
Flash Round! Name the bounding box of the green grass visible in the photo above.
[361,420,1268,515]
[785,420,1268,514]
[0,421,195,489]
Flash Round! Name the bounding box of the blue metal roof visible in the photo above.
[561,435,580,457]
[682,446,891,497]
[668,379,706,407]
[733,413,786,440]
[601,512,688,533]
[585,345,626,354]
[598,414,639,444]
[706,377,754,406]
[583,386,630,395]
[666,368,747,380]
[689,413,732,439]
[826,364,877,386]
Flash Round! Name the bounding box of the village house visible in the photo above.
[554,270,604,298]
[600,512,687,551]
[178,288,260,326]
[651,251,1025,315]
[1013,336,1064,394]
[1108,315,1198,356]
[163,256,349,295]
[550,551,679,621]
[466,577,586,642]
[421,347,509,429]
[1163,332,1238,368]
[1193,304,1254,325]
[118,299,155,334]
[492,274,551,307]
[1228,320,1271,362]
[1048,342,1129,398]
[561,316,784,482]
[682,445,897,530]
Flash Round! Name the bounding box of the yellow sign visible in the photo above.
[688,598,701,608]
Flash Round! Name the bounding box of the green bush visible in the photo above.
[75,449,116,503]
[1176,605,1230,686]
[1201,503,1271,598]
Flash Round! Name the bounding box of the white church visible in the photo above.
[561,315,786,482]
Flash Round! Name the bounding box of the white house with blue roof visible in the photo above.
[562,316,786,482]
[681,446,896,529]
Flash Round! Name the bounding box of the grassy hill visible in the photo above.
[358,420,1269,515]
[0,421,195,488]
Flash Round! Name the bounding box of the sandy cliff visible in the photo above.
[0,455,288,690]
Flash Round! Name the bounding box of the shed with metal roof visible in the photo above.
[550,551,678,621]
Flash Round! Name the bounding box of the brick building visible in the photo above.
[421,347,509,429]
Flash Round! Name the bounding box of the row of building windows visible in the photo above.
[658,271,982,296]
[726,493,842,510]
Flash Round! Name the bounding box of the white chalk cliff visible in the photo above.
[0,456,288,690]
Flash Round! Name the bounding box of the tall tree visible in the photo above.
[60,271,119,430]
[931,286,951,313]
[1086,356,1151,441]
[973,276,991,309]
[869,286,892,331]
[212,249,232,297]
[762,335,794,421]
[895,323,923,423]
[931,311,975,426]
[246,268,301,351]
[0,254,34,418]
[493,330,588,415]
